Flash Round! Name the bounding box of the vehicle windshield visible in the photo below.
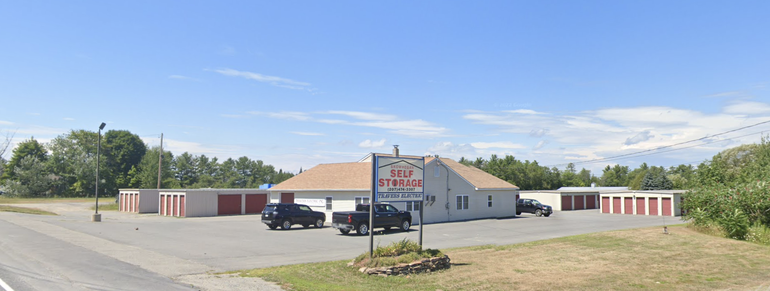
[532,200,541,206]
[263,205,277,212]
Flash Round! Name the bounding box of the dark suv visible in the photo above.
[261,203,326,230]
[516,199,553,217]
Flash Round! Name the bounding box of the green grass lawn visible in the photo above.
[0,197,94,204]
[0,205,58,215]
[233,225,770,291]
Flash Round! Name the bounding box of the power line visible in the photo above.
[567,130,766,166]
[547,119,770,168]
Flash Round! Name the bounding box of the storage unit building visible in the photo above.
[117,189,160,213]
[269,153,520,224]
[518,188,623,211]
[599,190,685,216]
[159,189,270,217]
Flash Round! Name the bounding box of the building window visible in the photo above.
[326,196,333,211]
[456,195,469,210]
[488,195,493,207]
[434,165,440,177]
[405,201,421,212]
[355,197,370,206]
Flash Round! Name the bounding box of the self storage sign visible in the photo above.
[375,156,424,202]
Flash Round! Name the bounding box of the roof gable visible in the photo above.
[271,162,372,191]
[429,158,519,190]
[271,156,519,191]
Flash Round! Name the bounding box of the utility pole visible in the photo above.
[157,133,163,189]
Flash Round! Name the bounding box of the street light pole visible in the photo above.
[92,122,106,222]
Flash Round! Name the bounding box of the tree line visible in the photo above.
[458,152,705,191]
[0,129,294,198]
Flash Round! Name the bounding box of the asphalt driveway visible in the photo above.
[0,203,683,290]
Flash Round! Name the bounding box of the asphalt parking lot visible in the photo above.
[0,203,684,290]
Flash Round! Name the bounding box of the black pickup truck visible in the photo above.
[516,198,553,217]
[332,203,412,235]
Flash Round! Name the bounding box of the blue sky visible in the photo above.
[2,1,770,174]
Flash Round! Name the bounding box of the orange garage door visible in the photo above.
[636,197,645,215]
[218,194,242,215]
[281,193,294,204]
[602,197,610,213]
[662,198,672,216]
[180,196,186,217]
[649,198,659,216]
[574,195,584,210]
[612,197,621,214]
[245,194,267,214]
[160,195,166,216]
[624,197,633,214]
[586,195,596,209]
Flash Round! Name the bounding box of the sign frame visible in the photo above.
[374,156,425,203]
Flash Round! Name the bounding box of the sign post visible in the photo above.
[372,155,425,252]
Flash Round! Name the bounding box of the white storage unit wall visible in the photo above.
[599,190,685,216]
[118,189,160,213]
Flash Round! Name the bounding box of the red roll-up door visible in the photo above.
[160,195,166,216]
[133,193,139,212]
[173,195,178,217]
[516,194,520,201]
[119,194,124,211]
[586,195,596,209]
[649,198,659,216]
[166,195,172,216]
[624,197,633,214]
[602,197,610,213]
[245,194,267,214]
[562,195,573,210]
[180,196,186,217]
[662,198,672,216]
[574,195,585,210]
[281,193,294,204]
[636,197,645,215]
[612,197,621,214]
[218,194,242,215]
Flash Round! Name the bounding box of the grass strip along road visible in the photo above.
[0,205,57,216]
[233,225,770,291]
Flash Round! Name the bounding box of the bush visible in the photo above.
[354,239,444,267]
[746,223,770,245]
[721,209,750,240]
[683,180,770,241]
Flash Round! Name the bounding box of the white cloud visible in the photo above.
[503,109,545,115]
[704,91,742,98]
[425,141,477,159]
[723,101,770,115]
[359,139,387,148]
[529,129,548,137]
[212,68,310,90]
[462,100,770,169]
[0,121,13,125]
[63,118,75,121]
[470,141,527,149]
[324,111,397,121]
[624,130,654,145]
[248,111,311,121]
[292,132,325,136]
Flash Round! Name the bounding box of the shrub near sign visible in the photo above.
[376,157,424,202]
